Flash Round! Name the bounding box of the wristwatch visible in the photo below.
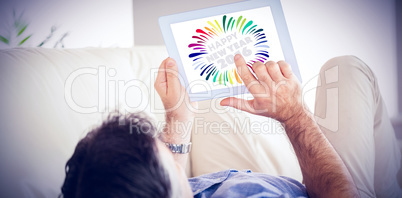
[164,142,192,154]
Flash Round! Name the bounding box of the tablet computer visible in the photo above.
[159,0,300,101]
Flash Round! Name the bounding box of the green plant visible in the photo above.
[38,25,70,48]
[0,9,32,46]
[0,9,69,48]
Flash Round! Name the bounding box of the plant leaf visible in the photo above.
[18,34,32,46]
[0,35,9,44]
[17,24,28,36]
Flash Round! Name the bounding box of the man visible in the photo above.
[60,54,401,197]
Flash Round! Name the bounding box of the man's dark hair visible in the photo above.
[60,113,172,198]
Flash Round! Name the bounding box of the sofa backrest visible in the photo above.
[0,46,168,197]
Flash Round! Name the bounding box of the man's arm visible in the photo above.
[220,54,359,197]
[154,58,196,168]
[284,108,358,197]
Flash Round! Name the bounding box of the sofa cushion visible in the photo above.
[190,98,302,181]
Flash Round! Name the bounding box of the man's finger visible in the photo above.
[154,58,169,95]
[265,61,284,82]
[165,58,181,95]
[235,54,258,85]
[155,58,168,84]
[234,54,262,93]
[220,97,255,114]
[277,60,293,79]
[252,61,272,85]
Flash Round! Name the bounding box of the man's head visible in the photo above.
[60,113,190,198]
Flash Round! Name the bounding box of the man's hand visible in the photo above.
[220,54,303,123]
[154,58,196,122]
[154,58,196,168]
[220,54,359,197]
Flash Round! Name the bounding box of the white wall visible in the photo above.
[133,0,242,45]
[133,0,398,118]
[281,0,397,117]
[0,0,134,48]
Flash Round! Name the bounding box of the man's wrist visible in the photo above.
[282,106,312,133]
[160,118,193,144]
[165,112,194,122]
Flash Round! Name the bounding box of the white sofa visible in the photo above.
[0,47,302,197]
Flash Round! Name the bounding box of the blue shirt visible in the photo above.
[189,169,308,198]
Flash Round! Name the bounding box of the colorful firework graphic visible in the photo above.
[188,15,269,86]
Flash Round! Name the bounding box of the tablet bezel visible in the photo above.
[159,0,301,101]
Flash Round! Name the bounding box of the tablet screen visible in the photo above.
[170,6,285,94]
